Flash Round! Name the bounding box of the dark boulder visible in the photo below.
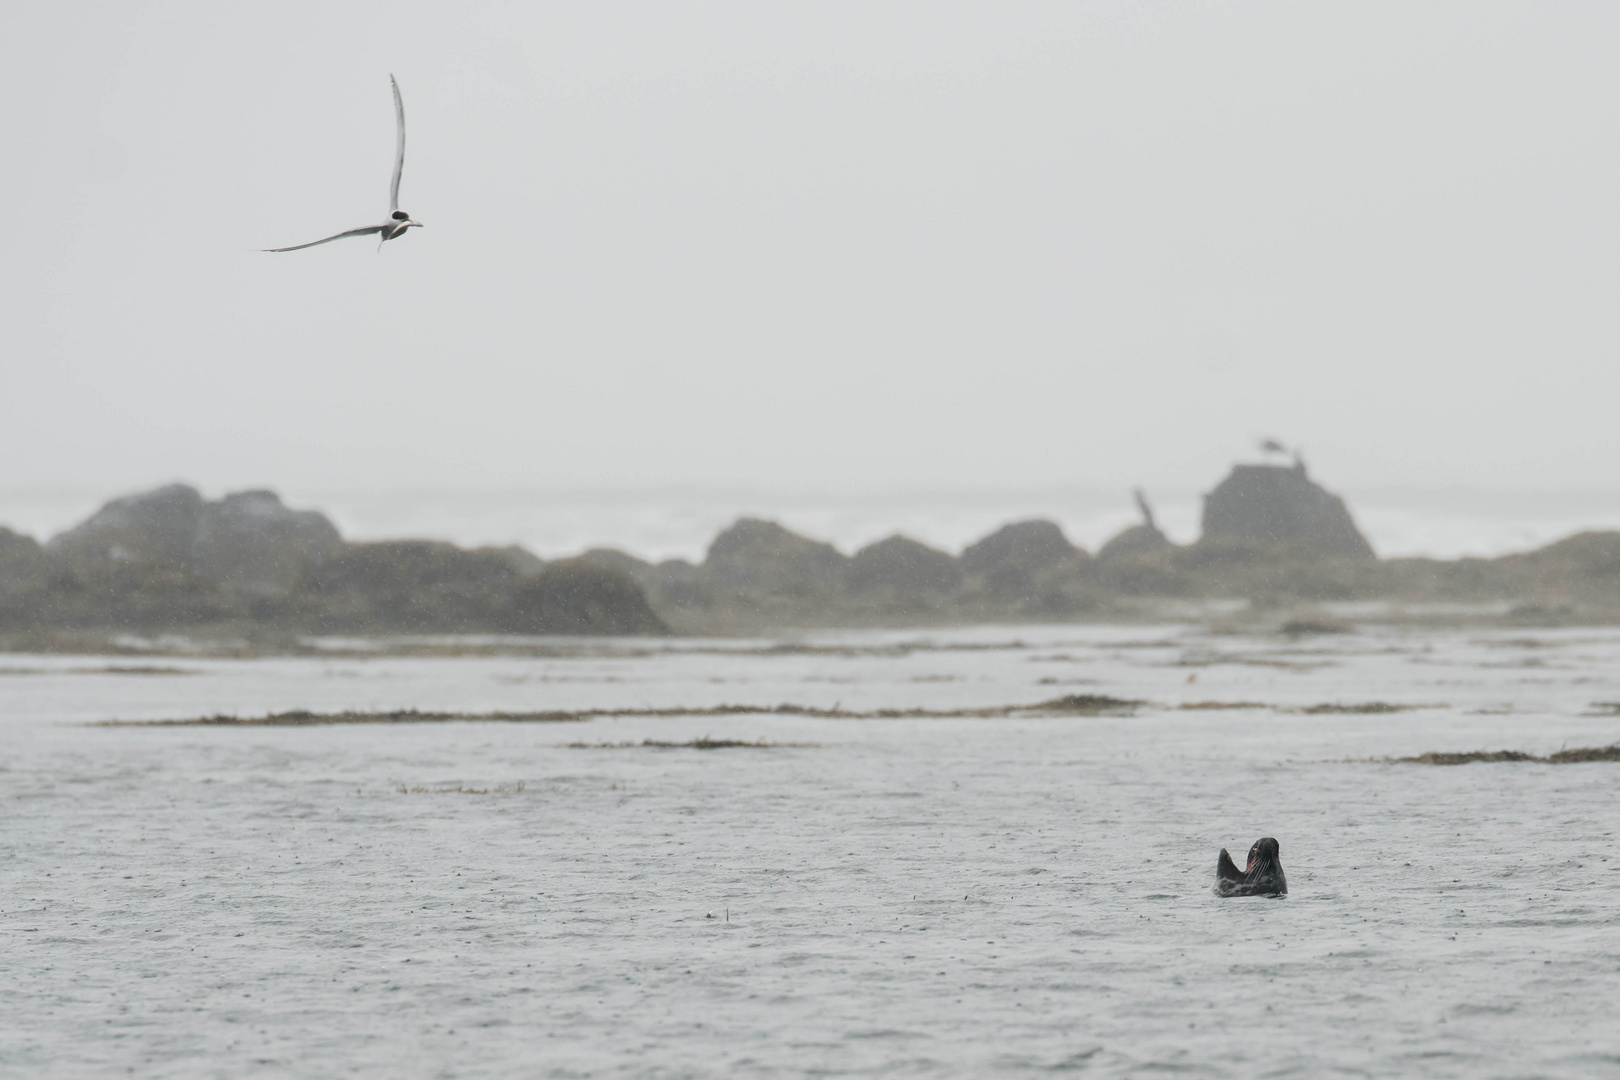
[1097,523,1171,561]
[1493,531,1620,604]
[191,490,344,594]
[0,527,48,587]
[961,520,1085,586]
[49,483,205,567]
[958,519,1091,611]
[11,562,242,631]
[1197,463,1374,559]
[293,541,521,632]
[848,535,961,594]
[0,528,55,627]
[578,547,713,614]
[485,545,547,576]
[646,558,716,613]
[48,483,343,595]
[704,518,848,597]
[504,560,668,635]
[576,547,655,583]
[1094,525,1182,596]
[293,543,665,635]
[1098,489,1172,561]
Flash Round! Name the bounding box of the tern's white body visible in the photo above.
[266,75,422,252]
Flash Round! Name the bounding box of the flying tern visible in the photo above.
[266,75,422,252]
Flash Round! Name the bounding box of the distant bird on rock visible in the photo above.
[265,75,423,252]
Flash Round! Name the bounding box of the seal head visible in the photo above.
[1215,836,1287,897]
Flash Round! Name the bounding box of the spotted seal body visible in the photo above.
[1215,837,1287,897]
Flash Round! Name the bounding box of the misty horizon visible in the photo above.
[6,3,1620,497]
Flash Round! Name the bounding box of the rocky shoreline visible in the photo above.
[3,463,1619,643]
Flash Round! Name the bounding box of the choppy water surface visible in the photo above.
[3,625,1619,1078]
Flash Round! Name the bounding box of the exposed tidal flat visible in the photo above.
[3,626,1620,1077]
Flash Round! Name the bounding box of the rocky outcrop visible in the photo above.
[293,541,522,632]
[48,483,343,595]
[843,535,963,617]
[960,520,1086,594]
[0,527,48,585]
[1095,508,1182,596]
[1197,463,1374,559]
[705,518,849,598]
[576,547,652,582]
[48,483,206,567]
[1097,524,1170,560]
[191,490,345,594]
[485,544,547,576]
[2,484,665,636]
[26,464,1620,638]
[1393,531,1620,608]
[505,560,668,635]
[289,542,663,635]
[0,528,55,626]
[848,535,961,595]
[1098,491,1172,562]
[582,518,1104,631]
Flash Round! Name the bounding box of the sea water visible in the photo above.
[2,625,1619,1077]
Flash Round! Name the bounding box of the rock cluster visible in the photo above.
[7,462,1620,637]
[0,484,664,636]
[49,484,344,595]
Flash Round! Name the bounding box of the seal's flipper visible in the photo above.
[1215,848,1246,896]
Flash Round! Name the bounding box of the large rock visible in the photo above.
[0,527,48,586]
[1492,531,1620,604]
[486,545,547,576]
[1098,489,1172,561]
[292,542,665,635]
[847,535,961,594]
[957,519,1091,611]
[293,541,523,632]
[504,560,668,635]
[191,490,344,594]
[0,529,52,626]
[1097,524,1170,560]
[961,520,1085,586]
[49,483,343,594]
[1198,463,1374,559]
[576,547,654,583]
[704,518,848,597]
[49,483,205,566]
[1095,512,1181,597]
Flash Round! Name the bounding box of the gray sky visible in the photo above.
[4,1,1619,497]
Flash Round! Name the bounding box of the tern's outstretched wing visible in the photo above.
[264,225,385,252]
[390,74,406,212]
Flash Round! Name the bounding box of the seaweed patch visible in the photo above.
[1394,745,1620,765]
[564,738,817,750]
[92,694,1145,727]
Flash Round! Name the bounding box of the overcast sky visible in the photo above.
[4,1,1619,500]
